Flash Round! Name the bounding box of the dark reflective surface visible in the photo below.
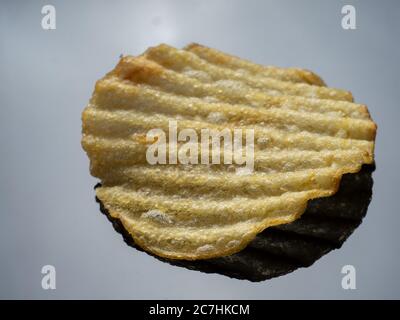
[3,0,398,299]
[96,164,374,282]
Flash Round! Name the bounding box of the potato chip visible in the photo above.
[145,44,353,101]
[81,43,376,260]
[97,165,374,281]
[185,43,326,86]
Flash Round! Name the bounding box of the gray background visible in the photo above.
[0,0,399,299]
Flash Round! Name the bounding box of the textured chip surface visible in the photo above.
[98,165,374,281]
[81,43,376,260]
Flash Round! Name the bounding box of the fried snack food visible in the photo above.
[81,43,376,260]
[146,44,353,101]
[185,43,326,86]
[98,165,374,281]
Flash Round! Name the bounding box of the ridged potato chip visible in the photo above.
[82,43,376,260]
[97,165,374,281]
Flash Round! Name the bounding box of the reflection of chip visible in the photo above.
[81,43,376,260]
[184,43,327,87]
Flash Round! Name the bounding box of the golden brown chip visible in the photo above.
[145,44,353,101]
[81,43,376,260]
[185,43,326,86]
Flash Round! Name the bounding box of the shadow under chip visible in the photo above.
[95,164,374,282]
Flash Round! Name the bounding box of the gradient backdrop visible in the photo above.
[0,0,399,299]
